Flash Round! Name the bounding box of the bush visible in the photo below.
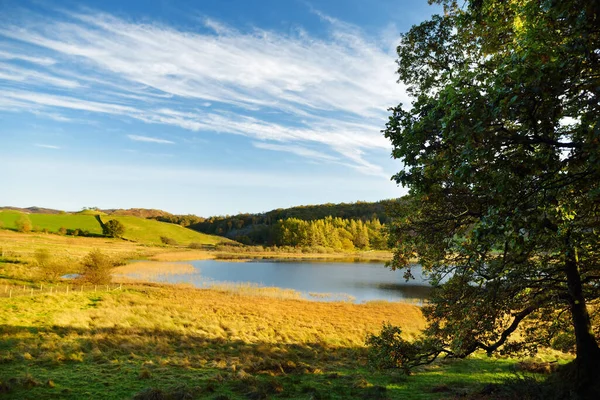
[58,226,67,235]
[103,219,125,238]
[79,250,116,284]
[34,249,67,281]
[160,236,178,246]
[15,215,32,233]
[366,323,442,374]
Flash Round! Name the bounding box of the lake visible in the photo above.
[129,259,431,303]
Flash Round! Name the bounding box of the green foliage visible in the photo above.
[79,249,116,285]
[190,200,398,247]
[367,324,448,375]
[194,214,388,250]
[383,0,600,390]
[103,219,125,238]
[15,215,32,233]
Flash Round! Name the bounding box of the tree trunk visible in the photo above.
[564,246,600,397]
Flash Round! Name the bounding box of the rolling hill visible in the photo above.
[0,210,230,246]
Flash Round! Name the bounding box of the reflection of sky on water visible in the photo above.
[129,260,431,304]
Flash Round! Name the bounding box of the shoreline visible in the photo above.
[150,248,393,263]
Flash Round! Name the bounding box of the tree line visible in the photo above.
[185,200,399,249]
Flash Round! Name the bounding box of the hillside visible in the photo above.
[188,199,403,247]
[0,210,104,235]
[99,215,230,246]
[0,210,230,246]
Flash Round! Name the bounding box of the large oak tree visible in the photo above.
[383,0,600,395]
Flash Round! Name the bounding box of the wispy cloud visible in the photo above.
[34,143,60,149]
[0,6,407,174]
[0,49,56,66]
[253,141,339,162]
[127,134,175,144]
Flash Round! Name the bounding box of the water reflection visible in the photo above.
[126,259,431,304]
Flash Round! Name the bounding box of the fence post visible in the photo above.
[30,288,33,297]
[9,289,11,298]
[66,286,69,295]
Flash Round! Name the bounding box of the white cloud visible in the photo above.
[253,141,339,162]
[0,50,56,66]
[0,7,407,175]
[127,134,175,144]
[35,143,60,149]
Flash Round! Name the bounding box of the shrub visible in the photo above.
[103,219,125,238]
[188,242,206,249]
[160,236,178,246]
[79,249,116,284]
[58,226,67,235]
[366,323,442,374]
[15,215,32,233]
[34,249,66,281]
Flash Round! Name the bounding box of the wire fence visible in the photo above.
[0,282,123,299]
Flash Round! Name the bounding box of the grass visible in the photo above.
[100,216,233,246]
[0,211,102,234]
[0,282,571,399]
[0,230,573,399]
[0,211,231,247]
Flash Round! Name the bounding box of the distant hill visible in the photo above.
[0,206,65,214]
[0,210,231,246]
[0,206,174,219]
[189,199,402,246]
[103,208,173,219]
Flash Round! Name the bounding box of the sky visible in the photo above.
[0,0,439,217]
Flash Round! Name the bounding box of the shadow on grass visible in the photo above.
[0,324,526,399]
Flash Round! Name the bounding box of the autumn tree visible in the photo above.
[79,249,116,285]
[15,214,32,233]
[380,0,600,395]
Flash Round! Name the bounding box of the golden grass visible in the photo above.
[113,261,196,275]
[0,282,425,372]
[113,261,196,283]
[149,249,216,261]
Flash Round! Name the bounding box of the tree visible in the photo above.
[103,219,125,238]
[15,214,32,233]
[79,249,116,285]
[381,0,600,395]
[34,248,66,280]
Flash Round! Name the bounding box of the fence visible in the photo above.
[0,282,123,299]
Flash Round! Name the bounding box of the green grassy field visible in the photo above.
[0,211,103,234]
[0,211,230,246]
[101,216,231,246]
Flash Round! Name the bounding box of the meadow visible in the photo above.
[0,211,230,247]
[0,228,572,399]
[1,280,561,400]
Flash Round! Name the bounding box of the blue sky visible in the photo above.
[0,0,438,216]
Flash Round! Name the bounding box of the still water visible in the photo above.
[141,259,431,303]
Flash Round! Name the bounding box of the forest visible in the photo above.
[183,200,400,248]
